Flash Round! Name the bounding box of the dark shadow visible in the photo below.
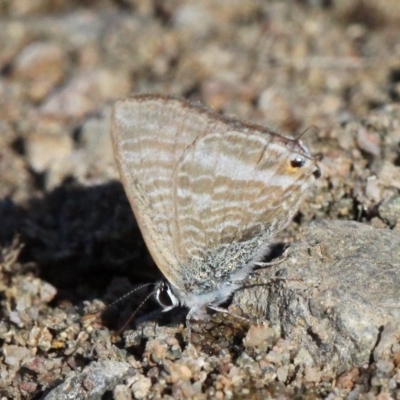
[0,180,162,312]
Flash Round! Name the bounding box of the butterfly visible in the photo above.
[111,94,321,326]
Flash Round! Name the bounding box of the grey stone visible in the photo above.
[235,220,400,372]
[43,360,134,400]
[378,195,400,226]
[79,109,114,165]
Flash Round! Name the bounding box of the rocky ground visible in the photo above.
[1,0,400,399]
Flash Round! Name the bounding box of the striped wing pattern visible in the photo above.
[112,96,235,285]
[173,131,317,290]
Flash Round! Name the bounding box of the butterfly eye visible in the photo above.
[155,282,179,310]
[290,157,305,169]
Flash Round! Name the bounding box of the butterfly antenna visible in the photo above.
[296,125,319,141]
[82,282,155,322]
[295,125,323,166]
[315,152,323,161]
[111,286,159,341]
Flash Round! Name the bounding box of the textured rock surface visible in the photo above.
[236,220,400,372]
[44,361,134,400]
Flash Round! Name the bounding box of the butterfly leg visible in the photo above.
[254,249,289,268]
[185,307,197,345]
[207,305,250,324]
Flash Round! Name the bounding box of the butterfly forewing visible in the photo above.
[112,95,238,284]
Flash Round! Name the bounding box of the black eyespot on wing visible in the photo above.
[290,157,305,168]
